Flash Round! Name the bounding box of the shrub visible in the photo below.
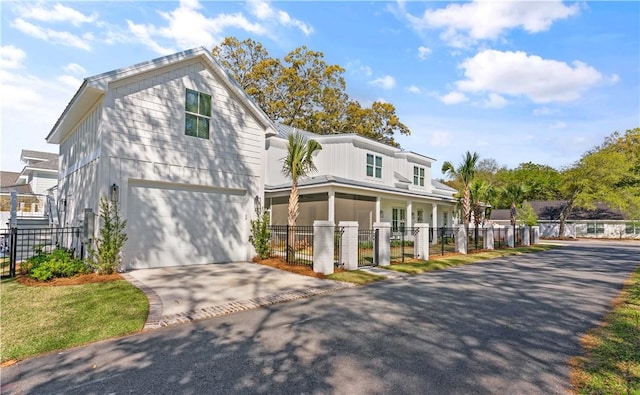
[249,211,271,260]
[87,197,128,274]
[25,247,89,281]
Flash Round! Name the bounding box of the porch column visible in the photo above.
[328,190,335,223]
[431,204,438,245]
[375,196,381,224]
[406,200,413,229]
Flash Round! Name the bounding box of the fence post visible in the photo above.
[455,225,467,254]
[9,227,17,277]
[339,221,358,270]
[484,224,494,250]
[313,220,334,274]
[531,226,540,244]
[373,222,391,266]
[506,225,515,248]
[286,225,291,263]
[522,226,531,246]
[414,223,429,260]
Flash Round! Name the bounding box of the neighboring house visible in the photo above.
[46,47,277,269]
[490,200,640,239]
[265,124,458,231]
[17,150,59,195]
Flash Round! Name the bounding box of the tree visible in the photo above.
[212,37,411,145]
[502,182,528,227]
[469,179,495,234]
[282,132,323,229]
[442,151,480,233]
[517,201,539,226]
[87,197,127,274]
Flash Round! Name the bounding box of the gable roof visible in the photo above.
[19,150,59,173]
[47,47,277,144]
[490,200,628,221]
[21,150,58,163]
[0,171,32,193]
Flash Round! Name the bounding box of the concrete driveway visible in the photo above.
[123,262,352,328]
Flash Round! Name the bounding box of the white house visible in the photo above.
[46,47,277,269]
[17,150,59,195]
[265,124,458,232]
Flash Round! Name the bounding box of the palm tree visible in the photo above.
[502,182,528,227]
[281,132,322,258]
[442,151,480,233]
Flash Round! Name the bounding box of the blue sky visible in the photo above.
[1,1,638,178]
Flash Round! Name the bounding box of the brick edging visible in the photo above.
[121,273,164,330]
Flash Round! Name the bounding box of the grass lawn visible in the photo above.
[326,270,386,285]
[383,245,560,274]
[571,265,640,394]
[0,277,148,364]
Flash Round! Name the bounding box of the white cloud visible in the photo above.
[417,46,432,60]
[12,18,92,51]
[347,60,373,77]
[408,85,421,94]
[369,75,396,90]
[483,93,508,109]
[247,0,314,35]
[550,121,567,129]
[430,131,453,147]
[17,3,97,26]
[456,50,604,103]
[63,63,87,75]
[404,0,579,48]
[440,91,468,105]
[57,75,83,88]
[0,45,26,69]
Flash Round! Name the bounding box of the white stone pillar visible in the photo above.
[313,220,334,274]
[373,222,391,266]
[328,190,335,224]
[406,201,413,229]
[483,224,495,250]
[523,226,531,246]
[532,226,540,244]
[375,197,381,224]
[455,225,467,254]
[338,221,359,271]
[414,223,429,260]
[506,225,515,248]
[431,204,439,245]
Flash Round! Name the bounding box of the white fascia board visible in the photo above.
[46,82,103,144]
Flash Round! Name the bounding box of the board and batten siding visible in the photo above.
[31,172,58,195]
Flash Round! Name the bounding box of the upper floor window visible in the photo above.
[413,166,425,186]
[185,89,211,139]
[366,153,382,178]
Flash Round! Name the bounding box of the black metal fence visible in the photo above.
[493,226,506,249]
[358,229,377,266]
[467,226,487,253]
[1,227,82,278]
[430,227,458,256]
[390,227,417,263]
[268,225,314,266]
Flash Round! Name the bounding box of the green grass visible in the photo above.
[326,270,386,285]
[384,245,560,274]
[572,266,640,394]
[0,278,148,363]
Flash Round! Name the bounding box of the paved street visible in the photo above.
[2,240,638,394]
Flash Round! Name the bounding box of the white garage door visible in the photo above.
[124,181,249,269]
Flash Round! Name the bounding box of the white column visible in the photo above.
[484,224,494,250]
[328,190,335,223]
[406,201,413,229]
[375,196,381,224]
[455,225,467,254]
[373,222,391,266]
[414,223,429,260]
[431,204,438,245]
[339,221,359,270]
[313,220,335,274]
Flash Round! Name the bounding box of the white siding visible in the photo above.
[31,172,58,195]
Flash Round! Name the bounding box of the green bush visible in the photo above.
[87,197,128,274]
[249,211,271,260]
[25,247,89,281]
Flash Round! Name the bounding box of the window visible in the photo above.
[366,153,382,178]
[413,166,425,186]
[185,89,211,139]
[417,210,423,223]
[392,208,406,232]
[626,222,638,235]
[587,223,604,234]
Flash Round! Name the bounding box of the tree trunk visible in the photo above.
[510,202,517,227]
[463,187,471,234]
[287,183,299,262]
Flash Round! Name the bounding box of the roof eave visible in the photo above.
[46,81,104,144]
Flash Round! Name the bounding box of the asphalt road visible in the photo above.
[2,240,638,394]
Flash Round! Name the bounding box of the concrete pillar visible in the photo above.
[373,222,391,266]
[523,226,531,246]
[484,224,494,250]
[414,223,429,260]
[313,220,334,274]
[406,201,413,228]
[338,221,359,271]
[455,225,467,254]
[375,197,381,223]
[532,226,540,244]
[506,225,515,248]
[328,190,335,224]
[431,204,438,245]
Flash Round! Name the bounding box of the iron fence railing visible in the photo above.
[430,227,457,256]
[268,225,314,266]
[390,227,417,263]
[358,229,377,266]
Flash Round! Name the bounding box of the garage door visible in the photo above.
[124,181,249,269]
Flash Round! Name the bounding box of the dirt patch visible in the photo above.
[252,257,347,279]
[16,272,123,287]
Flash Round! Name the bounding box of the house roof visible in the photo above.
[273,123,436,163]
[20,150,58,163]
[0,171,32,193]
[490,200,628,221]
[47,47,277,144]
[266,174,457,203]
